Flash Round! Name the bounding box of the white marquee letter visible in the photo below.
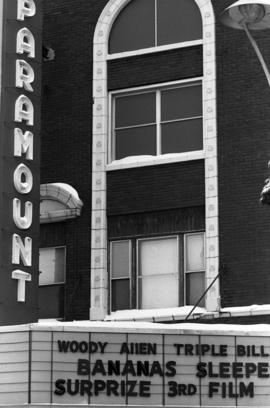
[12,234,32,266]
[16,60,34,92]
[14,128,33,160]
[17,0,36,21]
[13,198,33,229]
[13,163,33,194]
[12,270,31,302]
[16,28,35,58]
[15,95,34,126]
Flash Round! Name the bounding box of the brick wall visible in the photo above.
[41,0,270,318]
[41,0,206,319]
[213,0,270,307]
[41,0,108,320]
[40,221,86,320]
[108,46,203,90]
[107,161,205,215]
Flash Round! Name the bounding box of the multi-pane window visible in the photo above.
[185,233,205,307]
[110,241,131,311]
[137,237,179,309]
[38,246,66,319]
[109,0,202,54]
[110,233,205,312]
[111,81,203,161]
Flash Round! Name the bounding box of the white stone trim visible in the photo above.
[107,151,205,171]
[91,0,218,320]
[107,39,203,60]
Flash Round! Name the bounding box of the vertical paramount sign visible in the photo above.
[0,0,42,325]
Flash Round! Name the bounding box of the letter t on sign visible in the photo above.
[12,270,31,302]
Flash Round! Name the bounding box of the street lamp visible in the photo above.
[220,1,270,86]
[221,1,270,204]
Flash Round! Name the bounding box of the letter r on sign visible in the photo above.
[16,60,34,92]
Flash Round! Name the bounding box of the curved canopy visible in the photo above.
[40,183,83,223]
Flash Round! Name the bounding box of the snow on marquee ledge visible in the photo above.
[2,320,270,336]
[104,305,270,322]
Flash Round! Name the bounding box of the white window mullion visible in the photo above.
[154,0,158,46]
[109,93,114,161]
[156,90,161,155]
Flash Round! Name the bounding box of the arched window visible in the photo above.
[109,0,202,54]
[107,0,204,165]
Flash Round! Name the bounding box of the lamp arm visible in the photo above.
[242,22,270,87]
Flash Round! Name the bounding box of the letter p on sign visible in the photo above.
[17,0,36,21]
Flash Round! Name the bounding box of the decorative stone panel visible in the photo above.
[91,0,218,319]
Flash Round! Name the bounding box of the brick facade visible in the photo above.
[108,46,203,90]
[107,161,205,215]
[215,0,270,307]
[41,0,108,320]
[41,0,270,321]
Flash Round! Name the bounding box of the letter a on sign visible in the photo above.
[15,95,34,125]
[16,28,35,58]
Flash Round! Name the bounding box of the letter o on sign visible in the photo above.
[14,163,33,194]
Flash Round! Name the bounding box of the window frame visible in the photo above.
[108,77,204,169]
[107,39,203,60]
[109,232,205,312]
[136,235,180,309]
[110,240,132,311]
[184,232,206,306]
[107,0,203,60]
[39,246,66,287]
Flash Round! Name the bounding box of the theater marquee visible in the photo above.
[2,324,270,407]
[0,0,42,324]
